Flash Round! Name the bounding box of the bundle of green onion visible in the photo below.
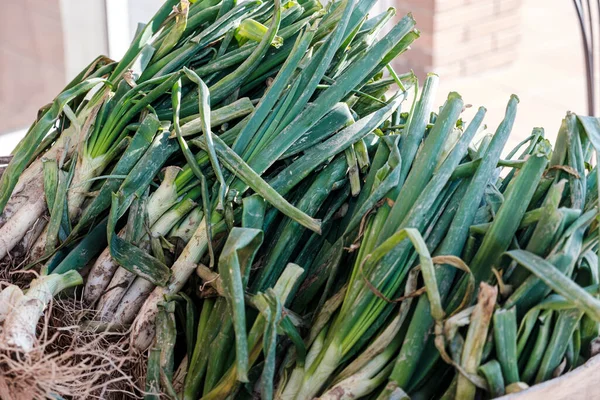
[1,0,599,399]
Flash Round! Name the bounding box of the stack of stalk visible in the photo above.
[0,0,600,399]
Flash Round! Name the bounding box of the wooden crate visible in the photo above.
[500,355,600,399]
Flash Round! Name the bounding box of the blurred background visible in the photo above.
[0,0,590,152]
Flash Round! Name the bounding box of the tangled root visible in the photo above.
[0,293,144,399]
[0,255,38,289]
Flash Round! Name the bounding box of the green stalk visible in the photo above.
[201,264,304,400]
[107,193,172,286]
[504,209,594,312]
[334,93,465,343]
[232,14,417,194]
[268,94,404,196]
[218,228,264,381]
[479,360,505,398]
[506,250,600,321]
[184,299,228,400]
[183,68,227,209]
[153,0,190,62]
[142,1,263,82]
[535,308,584,383]
[391,97,517,389]
[493,307,520,384]
[508,180,567,285]
[230,25,316,156]
[191,134,321,233]
[44,158,77,255]
[180,97,255,136]
[521,310,553,383]
[110,0,180,82]
[210,0,283,104]
[448,139,551,310]
[172,78,216,266]
[145,348,162,400]
[251,156,348,292]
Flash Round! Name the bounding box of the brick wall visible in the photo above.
[0,0,66,135]
[374,0,523,79]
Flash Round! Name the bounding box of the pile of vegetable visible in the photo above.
[1,0,600,399]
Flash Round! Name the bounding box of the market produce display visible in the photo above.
[1,0,600,399]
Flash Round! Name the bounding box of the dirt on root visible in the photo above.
[0,256,37,288]
[0,276,147,400]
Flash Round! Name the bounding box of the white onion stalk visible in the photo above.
[107,198,196,324]
[84,246,120,305]
[294,343,343,400]
[94,266,134,321]
[0,177,43,230]
[278,328,327,400]
[102,209,204,322]
[14,215,48,258]
[0,285,25,323]
[83,167,182,304]
[109,277,155,324]
[131,214,219,351]
[86,166,184,308]
[68,149,126,220]
[0,124,78,229]
[146,167,183,226]
[279,368,304,400]
[168,207,203,242]
[0,271,82,352]
[1,123,102,259]
[0,97,104,261]
[28,140,129,261]
[0,188,47,261]
[333,309,408,384]
[318,343,397,400]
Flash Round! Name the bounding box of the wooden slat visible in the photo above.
[502,355,600,400]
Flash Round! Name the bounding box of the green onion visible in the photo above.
[3,3,600,399]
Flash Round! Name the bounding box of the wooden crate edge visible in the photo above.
[499,354,600,399]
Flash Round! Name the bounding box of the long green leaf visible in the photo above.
[191,135,322,233]
[493,307,520,384]
[107,193,171,286]
[219,227,264,382]
[506,250,600,321]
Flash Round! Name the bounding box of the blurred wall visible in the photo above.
[0,0,571,147]
[60,0,109,80]
[0,0,110,137]
[375,0,523,79]
[0,0,66,135]
[128,0,164,39]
